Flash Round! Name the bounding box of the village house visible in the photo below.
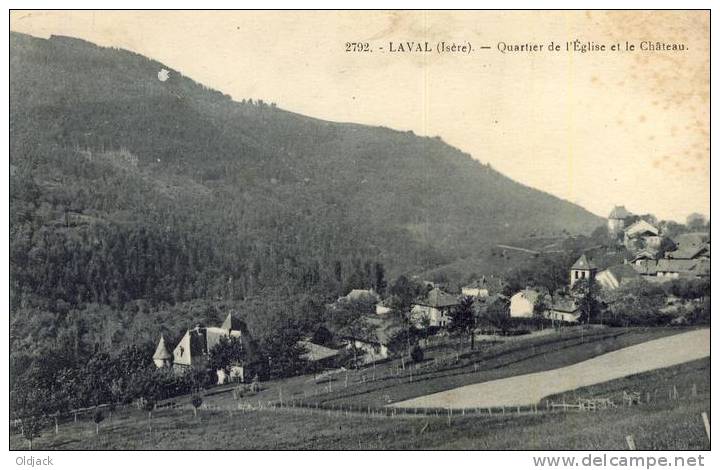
[509,289,547,318]
[655,259,710,279]
[154,313,251,384]
[411,287,459,328]
[545,298,581,323]
[666,233,710,260]
[630,232,710,281]
[630,250,659,278]
[596,264,642,290]
[630,250,657,265]
[569,254,598,288]
[461,280,488,298]
[623,219,661,250]
[342,315,402,365]
[461,276,503,298]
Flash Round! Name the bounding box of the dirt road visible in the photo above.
[392,328,710,409]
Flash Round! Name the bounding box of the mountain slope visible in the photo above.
[9,31,602,316]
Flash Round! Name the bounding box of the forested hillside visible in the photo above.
[9,32,602,364]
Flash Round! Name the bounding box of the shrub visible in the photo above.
[191,394,203,419]
[92,408,104,435]
[142,398,155,419]
[410,345,424,363]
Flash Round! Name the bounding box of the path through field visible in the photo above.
[392,328,710,409]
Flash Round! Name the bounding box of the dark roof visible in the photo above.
[572,254,598,270]
[187,329,209,357]
[462,276,504,292]
[657,259,709,276]
[672,232,709,246]
[630,250,657,262]
[343,315,403,346]
[666,233,710,260]
[608,206,633,219]
[221,313,247,332]
[174,324,246,363]
[416,288,459,308]
[632,260,658,275]
[551,298,579,313]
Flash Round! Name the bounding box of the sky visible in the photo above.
[10,10,710,222]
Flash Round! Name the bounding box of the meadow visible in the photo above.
[10,327,709,450]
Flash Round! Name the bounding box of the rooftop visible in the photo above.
[153,335,172,360]
[416,288,460,308]
[571,254,598,270]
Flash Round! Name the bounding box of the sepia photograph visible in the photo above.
[6,8,711,454]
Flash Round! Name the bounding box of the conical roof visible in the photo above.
[571,254,597,270]
[153,335,172,360]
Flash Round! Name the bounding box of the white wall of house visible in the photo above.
[570,269,594,288]
[349,340,388,364]
[216,365,245,385]
[173,331,194,366]
[545,310,580,323]
[509,294,534,318]
[411,305,450,327]
[461,287,489,298]
[608,218,625,236]
[376,304,392,315]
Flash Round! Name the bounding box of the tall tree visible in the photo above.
[208,336,247,377]
[449,296,476,350]
[484,296,511,333]
[329,299,377,368]
[373,262,387,295]
[571,278,600,324]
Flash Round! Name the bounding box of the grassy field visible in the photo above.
[10,327,709,450]
[288,326,692,410]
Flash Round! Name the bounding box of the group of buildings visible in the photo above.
[152,313,250,384]
[607,205,709,281]
[152,205,709,380]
